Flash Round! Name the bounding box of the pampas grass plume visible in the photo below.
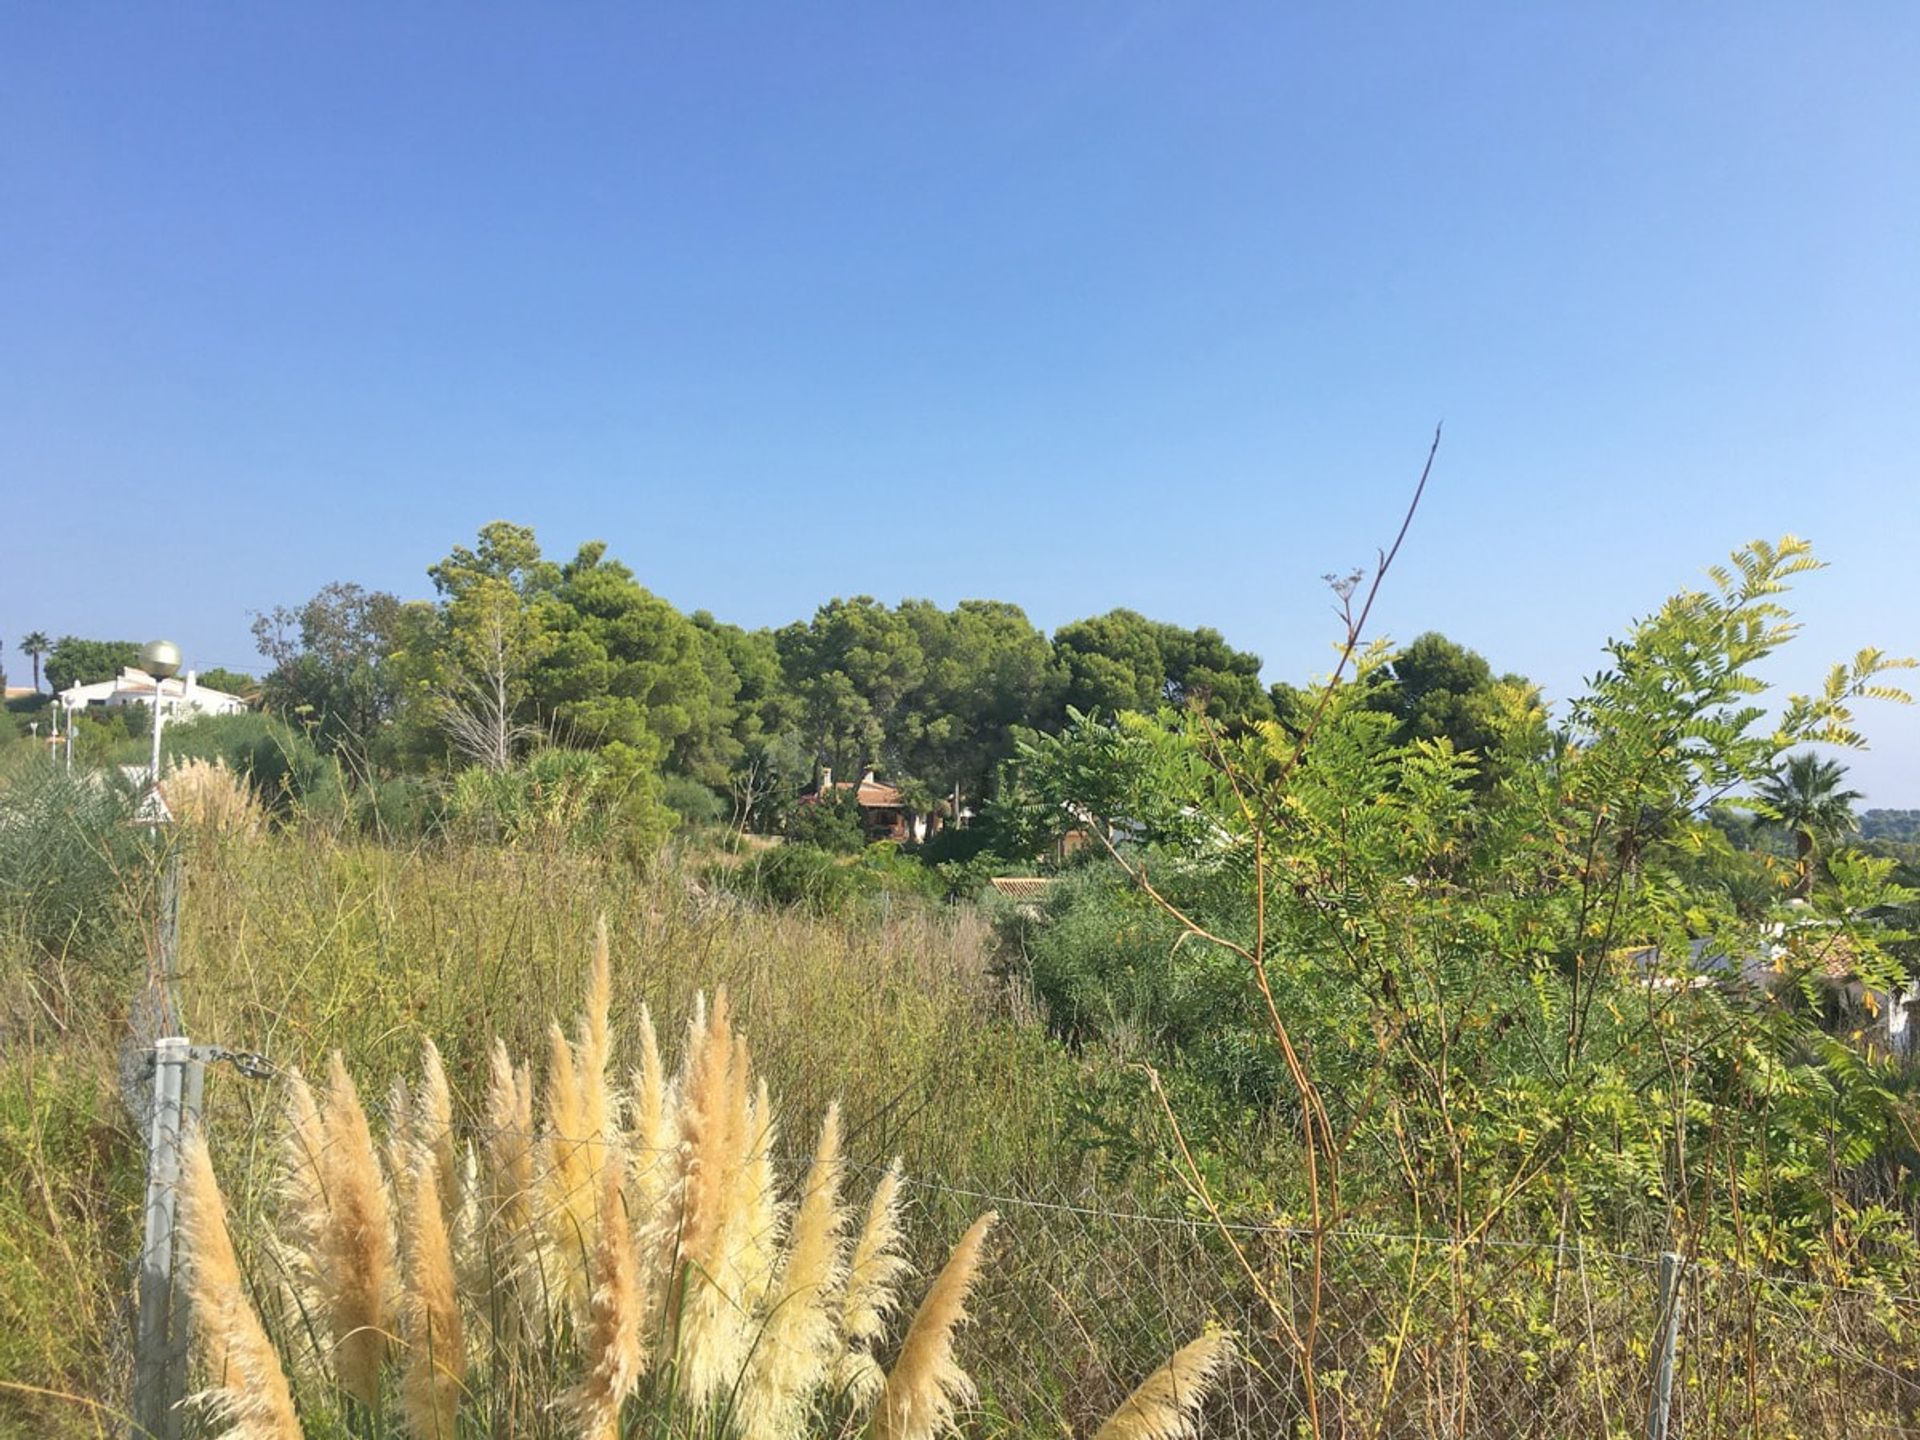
[575,918,615,1190]
[739,1103,847,1440]
[181,1130,304,1439]
[485,1040,534,1239]
[671,987,754,1404]
[834,1158,909,1408]
[322,1050,395,1408]
[870,1211,996,1440]
[417,1039,458,1221]
[1091,1331,1235,1440]
[627,1003,674,1219]
[565,1151,644,1440]
[481,1040,539,1354]
[543,1019,595,1312]
[400,1150,466,1440]
[730,1074,784,1313]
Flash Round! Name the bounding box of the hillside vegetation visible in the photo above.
[5,536,1920,1438]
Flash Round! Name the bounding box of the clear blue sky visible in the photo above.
[4,4,1916,798]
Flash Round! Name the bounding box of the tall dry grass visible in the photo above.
[5,827,1247,1437]
[174,929,1232,1438]
[179,1129,302,1439]
[163,757,266,838]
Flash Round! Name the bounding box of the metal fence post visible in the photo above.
[132,1035,200,1440]
[1647,1249,1685,1440]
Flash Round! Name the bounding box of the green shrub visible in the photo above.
[729,842,860,914]
[445,747,614,845]
[161,711,341,816]
[0,756,145,967]
[782,787,865,853]
[1002,862,1283,1102]
[855,839,947,901]
[661,772,728,828]
[359,773,445,841]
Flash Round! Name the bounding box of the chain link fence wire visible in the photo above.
[172,1056,1920,1440]
[873,1159,1920,1439]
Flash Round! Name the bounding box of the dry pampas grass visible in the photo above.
[738,1104,848,1440]
[173,923,1232,1439]
[279,1052,395,1408]
[163,755,265,836]
[484,1037,539,1325]
[627,1003,672,1203]
[564,1153,645,1440]
[1091,1331,1235,1440]
[871,1211,998,1440]
[180,1130,303,1439]
[400,1150,465,1440]
[544,925,618,1314]
[667,987,749,1401]
[832,1157,909,1408]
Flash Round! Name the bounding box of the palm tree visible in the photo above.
[20,632,49,693]
[1757,752,1863,896]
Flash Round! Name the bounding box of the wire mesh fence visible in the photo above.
[888,1164,1920,1438]
[159,1051,1920,1440]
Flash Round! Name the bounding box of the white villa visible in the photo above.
[59,667,250,720]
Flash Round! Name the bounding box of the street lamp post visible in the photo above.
[140,639,182,796]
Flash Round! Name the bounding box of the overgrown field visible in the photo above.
[12,525,1920,1440]
[5,814,1245,1438]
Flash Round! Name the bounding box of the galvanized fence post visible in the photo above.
[1646,1249,1686,1440]
[131,1035,202,1440]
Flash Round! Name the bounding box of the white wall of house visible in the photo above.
[59,668,248,719]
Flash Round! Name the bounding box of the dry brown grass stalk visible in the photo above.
[870,1211,997,1440]
[1090,1331,1235,1440]
[400,1150,465,1440]
[181,1130,304,1440]
[319,1050,396,1408]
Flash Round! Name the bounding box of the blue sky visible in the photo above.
[4,4,1916,798]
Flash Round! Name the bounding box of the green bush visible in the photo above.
[729,842,860,914]
[161,711,342,816]
[0,756,146,967]
[1002,862,1283,1102]
[783,787,865,853]
[358,773,445,841]
[445,747,614,845]
[661,773,728,829]
[855,840,947,901]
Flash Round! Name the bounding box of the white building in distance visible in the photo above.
[59,667,249,720]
